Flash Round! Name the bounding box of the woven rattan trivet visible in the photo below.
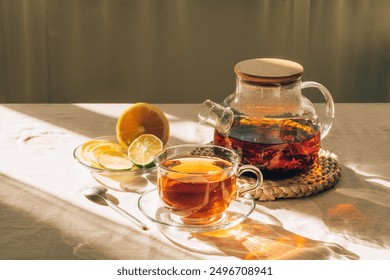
[240,149,341,201]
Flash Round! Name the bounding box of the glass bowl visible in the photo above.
[73,136,156,192]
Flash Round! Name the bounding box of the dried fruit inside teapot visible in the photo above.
[213,117,321,178]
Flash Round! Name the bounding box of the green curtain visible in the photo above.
[0,0,389,103]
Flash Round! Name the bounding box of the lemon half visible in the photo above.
[116,103,170,149]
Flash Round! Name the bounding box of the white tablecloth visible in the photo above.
[0,103,389,260]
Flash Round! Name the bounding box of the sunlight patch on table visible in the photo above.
[365,178,390,188]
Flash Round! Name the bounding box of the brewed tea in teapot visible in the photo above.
[199,58,334,178]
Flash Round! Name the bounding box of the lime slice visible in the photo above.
[128,134,163,168]
[97,152,133,171]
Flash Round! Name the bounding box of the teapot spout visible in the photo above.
[198,100,235,135]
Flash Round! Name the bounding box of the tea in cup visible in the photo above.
[154,144,263,225]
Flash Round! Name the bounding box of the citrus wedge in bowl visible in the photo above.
[80,139,125,169]
[116,103,170,149]
[73,136,154,175]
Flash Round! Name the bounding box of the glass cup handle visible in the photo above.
[236,165,263,196]
[301,81,335,139]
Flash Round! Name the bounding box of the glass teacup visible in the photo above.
[154,144,263,225]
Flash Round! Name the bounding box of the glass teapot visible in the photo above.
[198,58,334,178]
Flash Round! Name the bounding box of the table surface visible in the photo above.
[0,103,389,260]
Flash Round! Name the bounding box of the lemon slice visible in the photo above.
[128,134,163,168]
[80,139,127,168]
[97,152,133,171]
[116,103,170,149]
[80,139,109,161]
[91,142,124,159]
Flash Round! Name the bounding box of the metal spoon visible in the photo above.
[83,186,149,231]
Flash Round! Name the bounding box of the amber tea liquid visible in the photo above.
[214,118,321,178]
[158,157,236,224]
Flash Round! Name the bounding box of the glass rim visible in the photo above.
[154,144,241,175]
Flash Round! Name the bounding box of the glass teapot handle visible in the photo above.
[301,81,335,139]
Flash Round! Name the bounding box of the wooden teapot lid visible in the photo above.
[234,58,304,84]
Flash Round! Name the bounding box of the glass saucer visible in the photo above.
[138,189,256,232]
